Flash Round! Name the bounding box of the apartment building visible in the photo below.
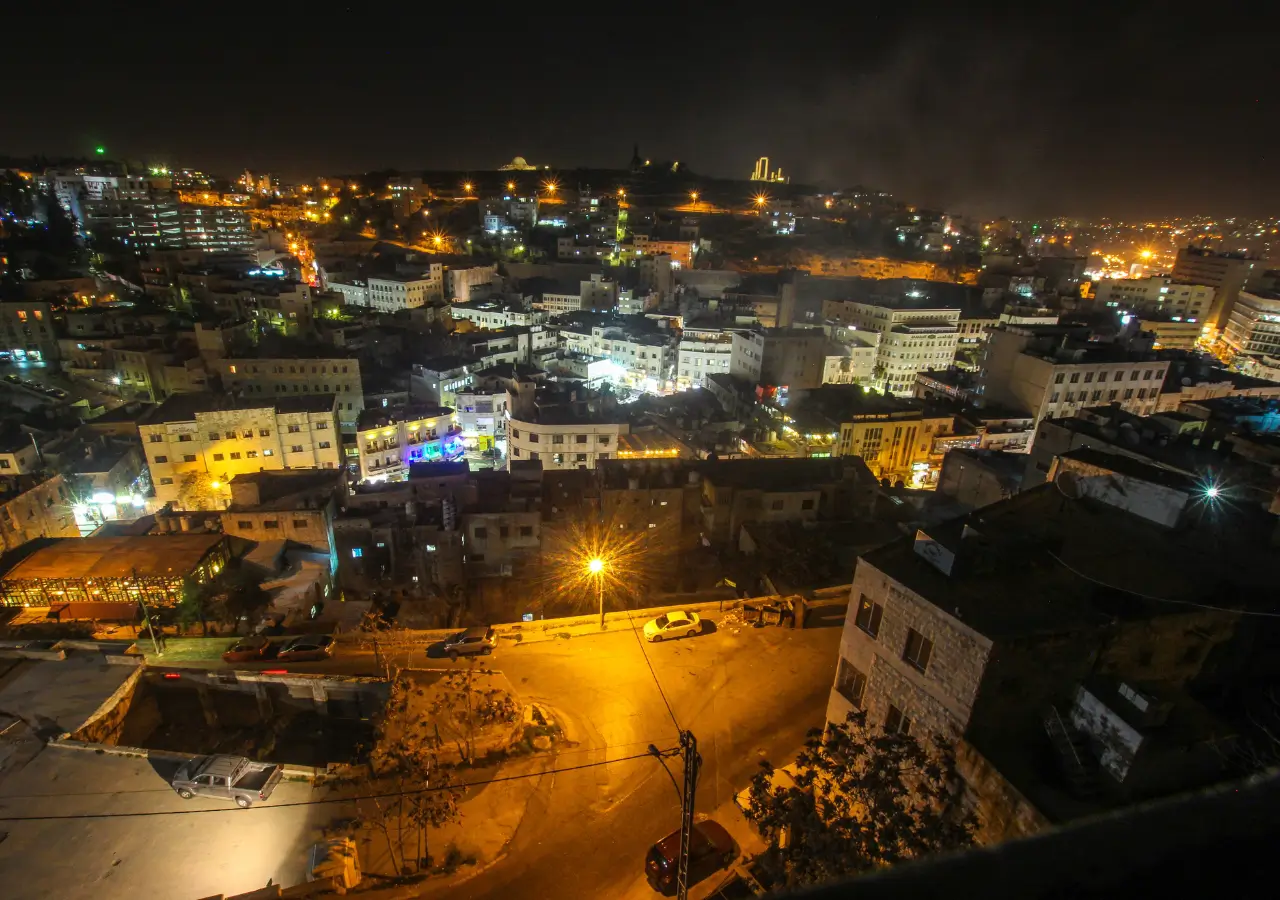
[978,326,1169,427]
[1172,246,1260,332]
[366,274,436,312]
[446,263,497,302]
[216,355,363,429]
[0,301,58,364]
[822,333,879,386]
[676,327,764,389]
[825,471,1271,841]
[633,235,694,268]
[760,327,840,391]
[139,394,343,509]
[558,319,676,385]
[1221,291,1280,373]
[411,356,474,407]
[1093,276,1214,322]
[822,298,961,396]
[356,403,461,483]
[505,380,629,471]
[451,300,546,329]
[220,470,344,575]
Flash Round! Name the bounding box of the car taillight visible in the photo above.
[162,672,181,680]
[262,669,287,675]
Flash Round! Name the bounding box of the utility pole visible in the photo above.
[132,567,162,657]
[676,730,700,900]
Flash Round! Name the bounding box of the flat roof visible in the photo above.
[143,392,335,423]
[357,404,453,431]
[859,482,1277,640]
[699,457,854,490]
[1,534,225,582]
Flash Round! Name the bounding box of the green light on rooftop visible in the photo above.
[95,146,106,155]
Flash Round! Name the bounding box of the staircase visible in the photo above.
[1044,705,1102,798]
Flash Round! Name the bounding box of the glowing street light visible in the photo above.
[463,182,473,193]
[753,193,768,208]
[588,557,606,626]
[690,191,699,203]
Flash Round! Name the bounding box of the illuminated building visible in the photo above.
[1093,276,1214,322]
[676,327,763,389]
[498,156,537,171]
[1221,290,1280,374]
[0,533,229,612]
[749,156,789,184]
[216,355,363,430]
[1172,246,1260,332]
[0,300,58,364]
[505,379,629,471]
[139,393,343,510]
[0,473,79,555]
[822,297,962,396]
[356,403,461,483]
[631,235,695,268]
[79,176,254,255]
[978,325,1170,430]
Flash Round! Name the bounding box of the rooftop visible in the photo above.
[143,393,336,423]
[0,534,226,582]
[859,481,1278,641]
[357,403,454,432]
[225,469,342,512]
[699,456,858,491]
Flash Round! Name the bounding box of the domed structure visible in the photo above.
[499,156,536,171]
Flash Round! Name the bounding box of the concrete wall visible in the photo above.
[955,738,1051,844]
[69,664,145,745]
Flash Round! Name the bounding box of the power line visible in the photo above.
[1048,551,1280,619]
[0,747,675,822]
[625,609,682,733]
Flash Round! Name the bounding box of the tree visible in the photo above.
[219,561,271,633]
[744,711,975,888]
[176,575,218,635]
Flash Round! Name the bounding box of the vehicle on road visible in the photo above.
[171,754,283,808]
[645,819,736,894]
[733,763,800,820]
[441,626,497,660]
[221,635,277,663]
[643,610,704,642]
[277,634,335,662]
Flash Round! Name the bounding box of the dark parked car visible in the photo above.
[645,819,736,894]
[441,626,497,660]
[277,634,335,662]
[221,635,277,663]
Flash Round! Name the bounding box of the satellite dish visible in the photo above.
[1055,469,1085,500]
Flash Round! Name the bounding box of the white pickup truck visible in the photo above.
[171,755,283,808]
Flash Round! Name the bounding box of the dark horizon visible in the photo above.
[6,7,1278,221]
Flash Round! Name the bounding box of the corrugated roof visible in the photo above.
[1,534,225,581]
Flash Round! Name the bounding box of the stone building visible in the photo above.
[826,455,1274,843]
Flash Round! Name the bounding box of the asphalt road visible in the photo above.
[0,618,843,899]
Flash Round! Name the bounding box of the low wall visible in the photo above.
[67,663,145,745]
[956,739,1051,844]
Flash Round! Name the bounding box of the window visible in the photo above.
[293,519,309,529]
[1130,370,1140,381]
[1069,372,1079,383]
[500,526,510,538]
[351,547,363,558]
[159,477,174,485]
[148,434,163,443]
[259,429,271,437]
[576,435,587,444]
[1084,372,1094,383]
[529,433,540,443]
[1123,388,1134,400]
[855,596,884,637]
[835,659,867,707]
[1050,392,1060,403]
[237,520,253,529]
[1091,390,1102,401]
[288,424,301,433]
[599,435,610,445]
[884,704,911,735]
[316,421,328,430]
[291,445,303,453]
[1097,372,1107,383]
[247,450,258,458]
[183,454,197,462]
[208,431,220,440]
[474,527,488,539]
[263,449,274,457]
[1053,373,1064,384]
[154,455,168,463]
[264,520,280,530]
[801,498,815,510]
[520,526,533,537]
[0,460,8,469]
[177,434,192,442]
[511,428,520,438]
[770,499,784,510]
[903,628,933,672]
[230,451,242,460]
[576,453,587,462]
[212,453,225,461]
[318,441,331,449]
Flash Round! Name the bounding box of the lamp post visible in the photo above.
[588,557,605,627]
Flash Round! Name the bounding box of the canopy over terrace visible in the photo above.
[0,534,229,610]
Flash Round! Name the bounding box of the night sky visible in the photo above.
[7,8,1278,219]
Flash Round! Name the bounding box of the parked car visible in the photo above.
[2,374,19,383]
[645,819,736,894]
[171,754,283,808]
[643,610,704,642]
[221,635,277,663]
[441,626,497,660]
[277,634,335,662]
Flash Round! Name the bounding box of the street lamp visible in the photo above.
[588,557,605,627]
[690,191,699,203]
